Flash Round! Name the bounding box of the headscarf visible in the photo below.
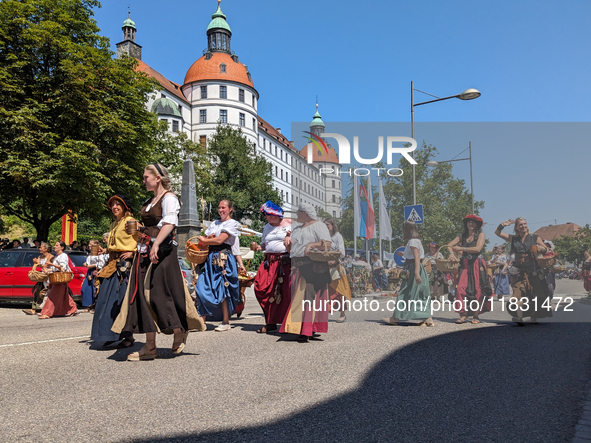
[298,202,317,220]
[260,200,283,217]
[107,194,133,213]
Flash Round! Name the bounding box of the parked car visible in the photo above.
[0,249,87,302]
[178,258,195,293]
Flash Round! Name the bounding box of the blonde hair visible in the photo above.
[513,217,530,235]
[145,163,172,191]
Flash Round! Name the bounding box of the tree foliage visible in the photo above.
[0,0,189,240]
[205,124,280,223]
[553,225,591,266]
[339,143,485,249]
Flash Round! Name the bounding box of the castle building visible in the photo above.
[116,1,342,218]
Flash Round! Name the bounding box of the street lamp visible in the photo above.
[426,141,474,214]
[411,82,480,205]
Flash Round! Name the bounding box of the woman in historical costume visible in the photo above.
[492,244,511,301]
[445,215,492,324]
[81,240,102,312]
[38,241,78,319]
[495,217,553,325]
[250,201,292,333]
[383,221,433,326]
[22,242,54,315]
[112,164,204,361]
[371,254,389,291]
[425,242,446,301]
[90,195,137,348]
[280,203,332,342]
[324,218,350,323]
[583,251,591,296]
[195,199,242,332]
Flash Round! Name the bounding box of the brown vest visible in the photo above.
[141,193,177,238]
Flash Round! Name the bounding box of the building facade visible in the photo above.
[115,2,342,219]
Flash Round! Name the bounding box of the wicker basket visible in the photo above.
[28,264,49,283]
[308,241,342,262]
[238,271,256,288]
[536,253,557,269]
[389,268,402,279]
[436,245,460,273]
[553,264,567,273]
[421,257,432,274]
[185,236,209,265]
[49,271,73,284]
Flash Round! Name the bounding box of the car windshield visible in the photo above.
[66,253,87,267]
[0,251,20,267]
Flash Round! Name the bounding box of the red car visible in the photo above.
[0,249,87,302]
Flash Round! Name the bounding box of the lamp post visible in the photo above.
[426,141,474,214]
[411,82,480,205]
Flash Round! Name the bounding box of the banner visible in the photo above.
[379,179,392,241]
[61,211,77,244]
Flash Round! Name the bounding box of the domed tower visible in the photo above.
[182,0,258,146]
[116,12,142,60]
[151,95,184,133]
[300,102,343,218]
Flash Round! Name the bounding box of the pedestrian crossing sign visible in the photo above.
[404,204,424,224]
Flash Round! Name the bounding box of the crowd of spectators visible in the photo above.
[0,237,92,253]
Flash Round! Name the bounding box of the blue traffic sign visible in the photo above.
[394,246,406,266]
[404,204,424,224]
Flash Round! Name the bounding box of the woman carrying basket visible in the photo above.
[38,241,78,319]
[495,217,553,325]
[112,164,204,361]
[383,221,433,326]
[194,199,242,332]
[90,194,137,349]
[250,201,292,333]
[22,242,54,315]
[447,214,492,324]
[324,218,351,323]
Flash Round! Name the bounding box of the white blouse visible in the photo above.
[205,218,241,247]
[145,194,180,228]
[290,221,331,258]
[403,239,425,259]
[330,233,346,258]
[261,223,291,254]
[51,253,71,273]
[85,254,107,270]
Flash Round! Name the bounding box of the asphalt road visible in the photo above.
[0,279,589,443]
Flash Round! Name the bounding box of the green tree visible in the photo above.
[0,0,189,241]
[339,143,485,249]
[205,124,280,222]
[554,225,591,266]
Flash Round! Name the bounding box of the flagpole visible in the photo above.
[353,173,358,259]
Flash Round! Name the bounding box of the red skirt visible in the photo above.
[40,283,78,317]
[254,254,291,325]
[455,258,492,316]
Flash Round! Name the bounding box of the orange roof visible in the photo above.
[534,223,582,240]
[184,52,254,88]
[299,141,340,164]
[257,116,300,153]
[136,60,188,104]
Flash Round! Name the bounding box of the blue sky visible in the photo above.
[93,0,590,240]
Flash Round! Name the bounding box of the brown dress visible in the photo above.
[112,193,203,335]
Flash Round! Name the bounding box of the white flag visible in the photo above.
[353,174,360,239]
[379,179,392,241]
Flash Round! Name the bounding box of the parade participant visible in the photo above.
[90,195,137,348]
[583,251,591,296]
[81,239,102,312]
[280,203,332,342]
[495,217,553,325]
[324,218,350,323]
[371,254,388,291]
[383,221,433,326]
[251,201,291,333]
[22,242,53,315]
[38,241,78,319]
[195,199,241,332]
[543,240,557,295]
[426,242,446,301]
[492,245,511,301]
[112,164,203,360]
[446,214,492,324]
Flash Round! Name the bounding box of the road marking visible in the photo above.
[0,335,89,348]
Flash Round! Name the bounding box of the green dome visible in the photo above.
[151,97,182,118]
[311,104,325,127]
[207,3,231,33]
[123,17,136,29]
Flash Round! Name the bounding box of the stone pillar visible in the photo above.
[177,159,201,258]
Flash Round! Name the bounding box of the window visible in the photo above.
[281,169,283,180]
[219,110,227,123]
[239,89,244,102]
[200,86,207,99]
[296,196,299,205]
[286,172,289,183]
[275,166,278,177]
[338,181,341,189]
[286,192,289,203]
[281,151,283,161]
[253,118,256,131]
[332,195,336,203]
[332,179,335,188]
[172,120,179,133]
[220,86,227,99]
[333,211,336,217]
[275,146,277,156]
[199,135,206,147]
[220,63,226,73]
[239,113,245,126]
[252,95,255,107]
[199,109,206,123]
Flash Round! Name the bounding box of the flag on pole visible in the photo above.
[379,179,392,241]
[354,175,360,240]
[61,211,77,244]
[356,176,375,239]
[366,174,376,240]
